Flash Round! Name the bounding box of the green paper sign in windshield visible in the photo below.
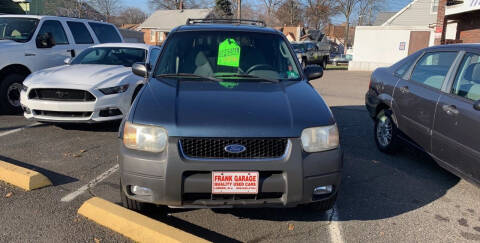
[217,38,241,68]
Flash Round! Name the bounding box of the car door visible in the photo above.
[66,21,95,57]
[432,51,480,182]
[393,51,458,152]
[28,20,72,70]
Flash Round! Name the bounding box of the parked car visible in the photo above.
[0,15,123,114]
[291,41,330,68]
[366,44,480,186]
[119,19,342,212]
[20,43,159,123]
[330,54,351,66]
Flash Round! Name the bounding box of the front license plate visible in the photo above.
[212,171,259,194]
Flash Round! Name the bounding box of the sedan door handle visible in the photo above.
[442,105,459,115]
[399,86,409,94]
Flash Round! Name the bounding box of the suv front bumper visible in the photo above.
[119,138,342,208]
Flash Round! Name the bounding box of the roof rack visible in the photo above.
[186,18,266,27]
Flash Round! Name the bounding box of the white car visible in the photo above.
[0,15,124,114]
[20,43,161,123]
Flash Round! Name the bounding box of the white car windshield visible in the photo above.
[72,47,146,67]
[0,17,39,42]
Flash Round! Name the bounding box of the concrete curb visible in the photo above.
[0,160,52,191]
[78,197,210,243]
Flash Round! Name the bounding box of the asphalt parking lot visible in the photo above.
[1,70,480,242]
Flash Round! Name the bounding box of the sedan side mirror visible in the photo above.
[36,32,55,48]
[474,100,480,111]
[64,57,72,65]
[132,62,148,78]
[304,65,324,81]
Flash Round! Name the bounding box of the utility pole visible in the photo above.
[237,0,241,19]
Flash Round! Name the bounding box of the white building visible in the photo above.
[349,0,440,71]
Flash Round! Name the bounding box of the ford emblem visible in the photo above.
[224,144,246,154]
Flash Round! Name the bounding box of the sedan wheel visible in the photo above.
[374,110,399,153]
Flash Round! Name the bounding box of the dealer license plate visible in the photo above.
[212,171,259,194]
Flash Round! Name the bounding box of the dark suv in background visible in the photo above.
[366,44,480,186]
[118,19,343,212]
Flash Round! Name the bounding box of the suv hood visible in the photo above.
[131,78,335,138]
[24,64,132,88]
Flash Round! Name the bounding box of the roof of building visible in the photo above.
[139,8,212,30]
[373,12,397,26]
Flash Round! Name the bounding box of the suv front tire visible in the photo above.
[0,73,26,114]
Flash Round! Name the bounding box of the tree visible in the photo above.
[44,0,103,20]
[304,0,338,30]
[88,0,122,22]
[336,0,360,52]
[215,0,233,18]
[357,0,384,26]
[118,7,147,24]
[275,0,303,26]
[148,0,208,10]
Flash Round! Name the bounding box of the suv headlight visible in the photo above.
[301,124,339,152]
[99,84,129,95]
[123,122,167,152]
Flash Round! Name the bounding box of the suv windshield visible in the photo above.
[292,43,306,53]
[155,31,301,81]
[0,18,39,42]
[71,47,146,67]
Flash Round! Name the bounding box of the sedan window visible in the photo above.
[410,52,457,90]
[452,53,480,101]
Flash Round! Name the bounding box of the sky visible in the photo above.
[121,0,414,22]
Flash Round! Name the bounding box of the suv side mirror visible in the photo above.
[474,100,480,111]
[64,57,72,65]
[36,33,55,48]
[132,62,148,78]
[304,65,324,81]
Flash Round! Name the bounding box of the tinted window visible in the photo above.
[88,22,121,43]
[155,31,301,81]
[38,20,69,45]
[72,47,146,67]
[67,21,93,44]
[394,59,414,78]
[149,48,160,65]
[410,52,457,90]
[452,53,480,101]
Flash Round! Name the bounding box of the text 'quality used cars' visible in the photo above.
[118,19,343,212]
[20,43,160,123]
[366,44,480,186]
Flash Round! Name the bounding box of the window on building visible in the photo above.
[38,20,69,45]
[150,30,156,42]
[410,51,458,90]
[431,0,439,13]
[452,53,480,101]
[67,21,93,44]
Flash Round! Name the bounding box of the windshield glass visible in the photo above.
[0,18,39,42]
[154,31,301,81]
[71,47,146,67]
[292,44,306,53]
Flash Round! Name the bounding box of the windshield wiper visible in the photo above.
[155,73,222,82]
[215,74,279,83]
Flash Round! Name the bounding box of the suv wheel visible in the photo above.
[374,109,399,153]
[0,73,26,114]
[307,193,337,211]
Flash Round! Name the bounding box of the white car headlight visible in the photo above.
[301,124,339,152]
[99,84,129,95]
[123,121,167,152]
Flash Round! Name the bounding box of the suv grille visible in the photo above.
[179,138,288,159]
[29,89,96,102]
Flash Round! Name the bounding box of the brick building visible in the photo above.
[435,0,480,44]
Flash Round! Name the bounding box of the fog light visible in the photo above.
[99,108,122,117]
[130,185,152,196]
[313,185,333,195]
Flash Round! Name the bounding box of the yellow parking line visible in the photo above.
[78,197,210,243]
[0,160,52,191]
